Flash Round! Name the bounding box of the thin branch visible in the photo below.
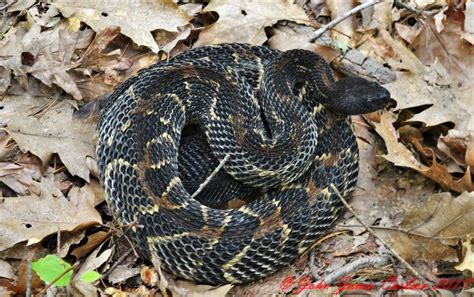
[329,184,434,289]
[342,224,464,240]
[26,259,32,297]
[190,154,230,199]
[324,255,391,285]
[310,0,383,42]
[100,249,133,280]
[56,228,61,256]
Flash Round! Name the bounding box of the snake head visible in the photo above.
[329,76,391,115]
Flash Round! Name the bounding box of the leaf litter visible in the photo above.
[0,0,473,295]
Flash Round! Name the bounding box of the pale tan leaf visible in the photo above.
[0,260,15,280]
[377,192,474,262]
[73,244,112,282]
[455,236,474,273]
[0,173,101,251]
[0,95,96,181]
[51,0,191,53]
[326,0,353,40]
[0,162,40,196]
[195,0,310,46]
[172,281,233,297]
[462,0,474,44]
[108,264,140,285]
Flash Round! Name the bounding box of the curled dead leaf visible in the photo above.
[374,112,472,193]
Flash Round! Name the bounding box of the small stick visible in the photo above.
[324,255,391,285]
[26,259,32,297]
[190,154,230,199]
[57,228,61,256]
[342,224,464,240]
[310,0,383,42]
[329,184,433,287]
[100,249,133,280]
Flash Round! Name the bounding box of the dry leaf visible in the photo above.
[0,95,96,181]
[0,260,15,280]
[0,172,101,251]
[51,0,191,53]
[462,0,474,43]
[0,20,93,99]
[73,244,112,282]
[57,230,86,258]
[0,161,40,196]
[172,281,233,297]
[71,231,109,259]
[374,112,472,193]
[326,0,353,40]
[455,236,474,273]
[411,10,474,90]
[108,264,140,285]
[74,27,133,101]
[195,0,310,46]
[377,192,474,261]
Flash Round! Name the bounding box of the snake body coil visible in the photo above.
[97,44,390,284]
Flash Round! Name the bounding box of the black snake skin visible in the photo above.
[96,44,390,284]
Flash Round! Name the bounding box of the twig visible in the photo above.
[190,154,230,199]
[324,255,391,285]
[100,249,133,280]
[26,258,32,297]
[342,224,464,240]
[57,228,61,256]
[309,0,383,42]
[329,184,434,288]
[0,1,15,11]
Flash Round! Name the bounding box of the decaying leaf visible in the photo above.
[377,191,474,261]
[411,7,474,90]
[0,172,101,251]
[51,0,192,53]
[195,0,310,46]
[0,95,96,181]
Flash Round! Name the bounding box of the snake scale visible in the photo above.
[96,43,390,285]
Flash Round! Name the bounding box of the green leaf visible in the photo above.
[79,271,101,283]
[31,255,73,287]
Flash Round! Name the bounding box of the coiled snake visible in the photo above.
[96,44,390,284]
